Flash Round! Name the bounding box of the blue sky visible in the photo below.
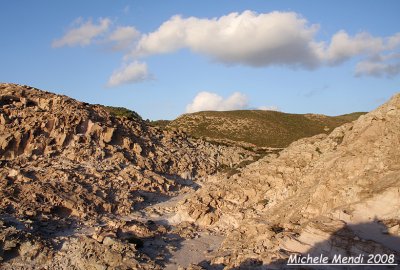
[1,0,399,120]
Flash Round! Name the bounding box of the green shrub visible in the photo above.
[104,106,142,120]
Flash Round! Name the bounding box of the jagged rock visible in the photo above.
[0,83,255,269]
[177,93,400,267]
[2,83,398,269]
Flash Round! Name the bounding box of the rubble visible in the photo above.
[176,93,400,268]
[0,83,254,269]
[1,83,399,269]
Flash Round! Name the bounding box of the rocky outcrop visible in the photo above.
[176,93,400,268]
[2,82,398,269]
[0,83,255,269]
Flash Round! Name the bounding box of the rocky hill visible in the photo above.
[175,93,400,268]
[1,82,398,270]
[165,110,365,148]
[0,83,254,269]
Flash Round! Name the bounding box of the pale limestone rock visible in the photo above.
[133,143,142,155]
[0,83,255,269]
[177,93,400,267]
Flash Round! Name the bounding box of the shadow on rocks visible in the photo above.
[269,221,400,270]
[0,212,79,263]
[139,232,185,268]
[197,221,400,270]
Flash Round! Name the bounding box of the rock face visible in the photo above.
[176,93,400,268]
[0,83,254,269]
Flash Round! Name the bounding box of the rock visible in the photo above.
[102,236,118,247]
[3,83,398,269]
[0,83,254,269]
[102,127,114,143]
[388,224,399,235]
[177,93,400,267]
[0,113,8,125]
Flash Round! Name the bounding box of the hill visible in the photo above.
[1,82,398,269]
[165,110,366,148]
[0,83,254,269]
[176,93,400,268]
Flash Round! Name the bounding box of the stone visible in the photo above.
[133,143,142,155]
[2,83,399,269]
[0,113,8,125]
[175,93,400,268]
[388,224,399,235]
[0,83,254,269]
[102,236,118,247]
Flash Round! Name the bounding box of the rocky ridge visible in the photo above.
[175,93,400,268]
[0,83,255,269]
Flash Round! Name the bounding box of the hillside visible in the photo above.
[1,82,398,269]
[166,110,366,148]
[0,83,254,269]
[176,93,400,268]
[102,105,142,120]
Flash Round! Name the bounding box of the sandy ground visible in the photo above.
[164,232,224,269]
[129,188,225,269]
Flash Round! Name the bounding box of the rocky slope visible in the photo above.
[165,110,365,148]
[1,82,398,269]
[175,93,400,268]
[0,83,255,269]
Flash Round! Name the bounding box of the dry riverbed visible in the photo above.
[129,187,225,269]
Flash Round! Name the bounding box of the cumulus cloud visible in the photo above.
[108,26,140,51]
[132,11,322,68]
[53,11,400,84]
[52,18,111,48]
[186,92,248,113]
[387,33,400,50]
[355,53,400,78]
[107,61,149,87]
[127,10,400,77]
[322,31,386,65]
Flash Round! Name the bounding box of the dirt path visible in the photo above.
[164,231,224,269]
[131,188,225,269]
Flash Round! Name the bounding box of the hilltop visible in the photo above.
[162,110,365,148]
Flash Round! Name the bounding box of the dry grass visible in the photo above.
[165,110,366,148]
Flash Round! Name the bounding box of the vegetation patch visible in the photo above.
[103,106,142,120]
[164,110,366,148]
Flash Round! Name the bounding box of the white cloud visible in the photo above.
[133,11,322,68]
[258,105,280,111]
[52,11,400,84]
[107,61,149,87]
[108,26,140,51]
[322,31,385,65]
[186,92,248,113]
[388,33,400,49]
[355,53,400,78]
[52,18,111,48]
[129,10,400,76]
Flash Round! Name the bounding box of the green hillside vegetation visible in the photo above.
[150,120,171,129]
[102,106,142,120]
[165,110,366,148]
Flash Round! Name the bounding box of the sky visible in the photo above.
[1,0,400,120]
